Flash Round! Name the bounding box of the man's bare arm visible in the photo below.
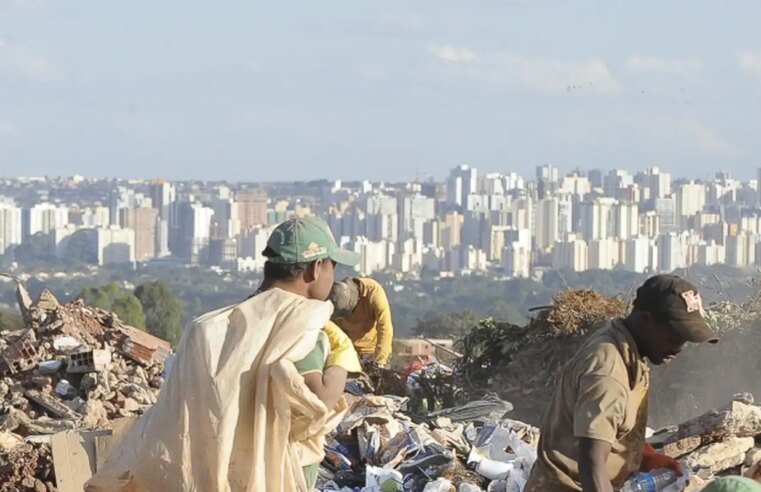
[302,366,347,410]
[579,437,613,492]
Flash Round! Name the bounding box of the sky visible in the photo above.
[0,0,760,183]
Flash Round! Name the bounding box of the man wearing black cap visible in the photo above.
[525,274,718,492]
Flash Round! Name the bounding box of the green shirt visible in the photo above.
[295,332,329,490]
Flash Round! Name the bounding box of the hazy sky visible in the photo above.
[0,0,759,182]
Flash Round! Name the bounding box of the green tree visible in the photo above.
[77,282,146,328]
[413,310,481,339]
[134,280,184,346]
[0,308,24,332]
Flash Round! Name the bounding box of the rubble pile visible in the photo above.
[0,439,55,492]
[649,395,761,481]
[0,277,170,490]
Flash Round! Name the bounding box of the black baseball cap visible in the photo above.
[633,274,718,344]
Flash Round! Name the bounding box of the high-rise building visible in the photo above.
[639,211,660,238]
[654,197,677,233]
[613,202,639,240]
[95,226,136,265]
[503,242,531,278]
[725,232,758,267]
[236,189,269,230]
[656,233,687,272]
[535,197,560,251]
[124,207,159,262]
[439,212,463,250]
[644,167,672,199]
[211,197,241,240]
[558,173,592,197]
[675,182,706,229]
[510,196,533,231]
[177,202,214,264]
[447,165,478,209]
[0,201,22,256]
[149,180,176,220]
[399,195,435,242]
[580,198,617,242]
[536,164,559,198]
[604,170,634,198]
[23,203,69,239]
[698,240,725,266]
[625,236,658,273]
[552,234,588,271]
[588,238,618,270]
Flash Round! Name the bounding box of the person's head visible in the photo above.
[329,277,360,318]
[626,274,718,365]
[261,216,360,301]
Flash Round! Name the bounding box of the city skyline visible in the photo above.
[1,1,760,181]
[3,164,761,279]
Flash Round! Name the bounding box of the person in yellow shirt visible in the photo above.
[329,276,394,366]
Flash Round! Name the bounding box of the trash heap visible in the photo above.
[0,277,170,491]
[315,390,538,492]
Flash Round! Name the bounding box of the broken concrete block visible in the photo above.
[1,336,40,375]
[649,401,761,456]
[113,326,171,366]
[746,447,761,467]
[82,400,109,429]
[67,349,112,373]
[122,397,140,413]
[683,436,755,479]
[24,390,80,420]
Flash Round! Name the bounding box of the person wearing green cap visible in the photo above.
[525,274,719,492]
[254,216,363,489]
[86,216,363,492]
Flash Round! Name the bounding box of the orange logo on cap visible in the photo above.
[681,290,705,316]
[302,242,327,259]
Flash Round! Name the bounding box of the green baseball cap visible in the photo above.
[263,216,361,266]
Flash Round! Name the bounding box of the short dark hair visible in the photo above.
[263,260,312,282]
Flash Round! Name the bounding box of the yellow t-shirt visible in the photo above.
[332,278,394,365]
[525,319,650,491]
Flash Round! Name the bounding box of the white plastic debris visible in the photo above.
[53,336,81,351]
[423,477,453,491]
[458,482,483,492]
[476,458,514,480]
[55,379,71,397]
[365,465,403,491]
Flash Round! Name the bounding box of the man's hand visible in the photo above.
[641,443,683,476]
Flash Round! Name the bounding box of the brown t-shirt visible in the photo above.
[525,319,650,491]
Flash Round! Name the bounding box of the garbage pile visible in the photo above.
[315,390,538,492]
[0,276,170,490]
[457,289,631,425]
